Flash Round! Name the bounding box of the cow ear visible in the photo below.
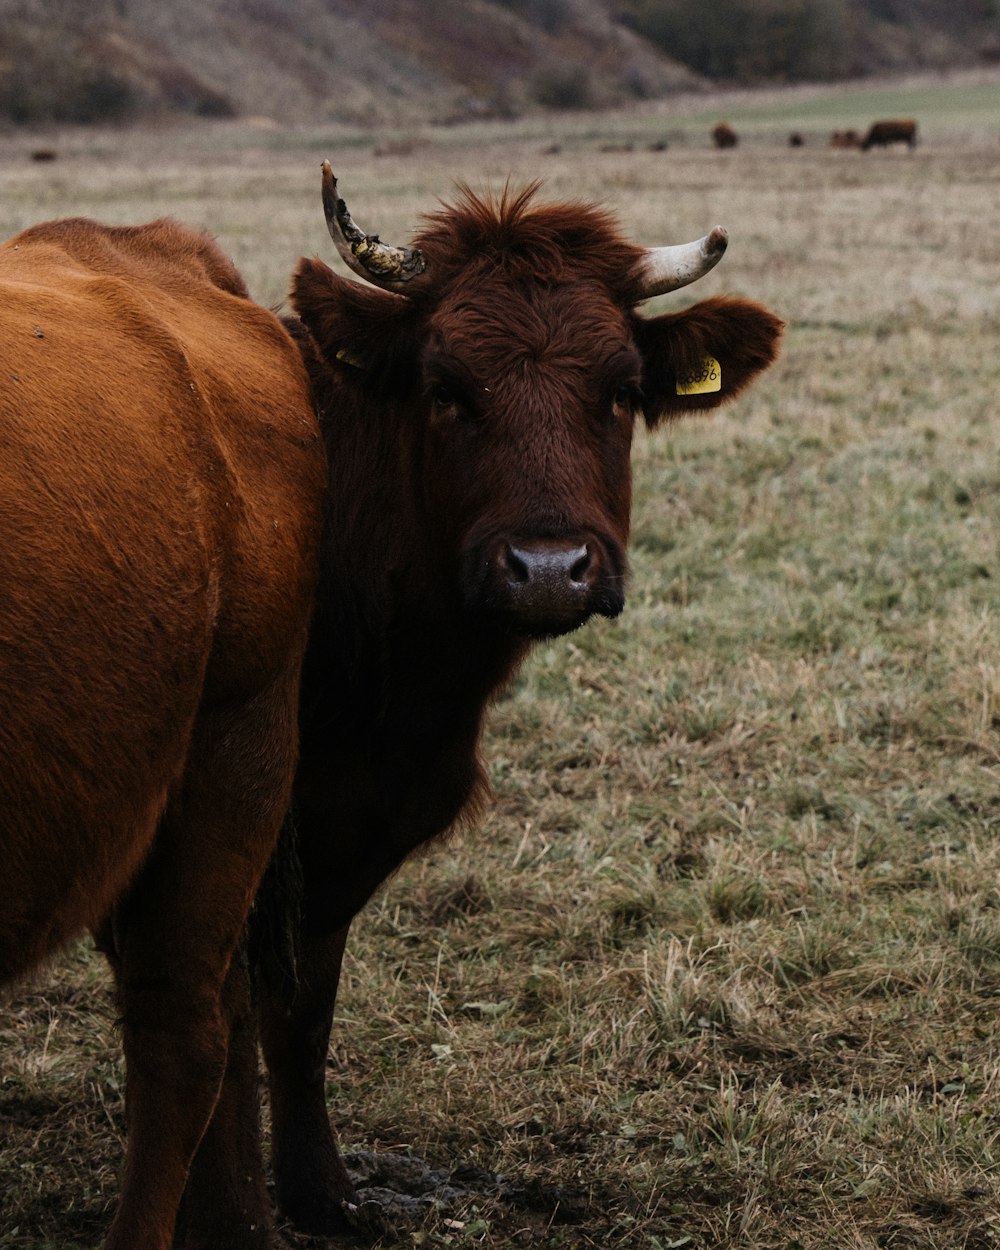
[290,257,418,387]
[633,296,784,427]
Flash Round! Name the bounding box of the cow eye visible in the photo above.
[612,383,643,418]
[429,382,457,408]
[427,379,484,426]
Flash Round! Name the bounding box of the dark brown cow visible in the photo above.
[712,121,739,149]
[176,165,784,1242]
[0,217,326,1249]
[861,118,918,150]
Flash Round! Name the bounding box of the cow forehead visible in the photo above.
[426,278,634,378]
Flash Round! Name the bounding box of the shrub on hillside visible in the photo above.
[156,65,236,119]
[530,64,595,108]
[623,0,995,82]
[0,63,141,124]
[624,0,860,82]
[0,26,235,125]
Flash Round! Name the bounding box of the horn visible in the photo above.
[635,226,728,299]
[321,161,429,292]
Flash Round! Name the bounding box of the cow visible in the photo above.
[172,164,785,1243]
[0,216,327,1249]
[712,121,738,149]
[831,129,862,149]
[861,119,918,150]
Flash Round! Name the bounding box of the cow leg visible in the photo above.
[174,951,271,1250]
[93,923,267,1250]
[103,684,297,1250]
[107,915,235,1250]
[260,922,355,1233]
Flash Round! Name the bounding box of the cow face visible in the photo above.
[417,274,640,636]
[291,172,783,639]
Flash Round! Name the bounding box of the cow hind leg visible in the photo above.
[260,922,356,1234]
[172,950,271,1250]
[103,678,298,1250]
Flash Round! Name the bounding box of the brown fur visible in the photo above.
[0,216,326,1249]
[175,184,784,1241]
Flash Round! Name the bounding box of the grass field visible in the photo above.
[2,70,999,1250]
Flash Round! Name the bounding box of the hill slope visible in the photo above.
[0,0,703,126]
[0,0,994,126]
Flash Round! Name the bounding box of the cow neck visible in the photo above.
[309,379,528,750]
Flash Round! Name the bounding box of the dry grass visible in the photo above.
[2,75,1000,1249]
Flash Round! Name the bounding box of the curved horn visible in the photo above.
[635,226,728,299]
[321,161,429,292]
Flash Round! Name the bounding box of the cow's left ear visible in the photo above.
[633,295,785,427]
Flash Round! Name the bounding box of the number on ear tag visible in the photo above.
[676,355,722,396]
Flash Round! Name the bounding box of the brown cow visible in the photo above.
[861,119,918,150]
[712,121,738,148]
[830,129,861,149]
[175,165,785,1241]
[0,217,326,1248]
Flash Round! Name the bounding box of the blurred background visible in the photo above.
[1,0,997,129]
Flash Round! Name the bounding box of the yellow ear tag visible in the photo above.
[676,355,722,396]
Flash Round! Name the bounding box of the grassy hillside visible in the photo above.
[0,0,702,127]
[625,0,999,84]
[0,0,995,127]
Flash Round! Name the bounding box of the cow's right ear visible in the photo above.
[633,295,785,427]
[290,257,419,388]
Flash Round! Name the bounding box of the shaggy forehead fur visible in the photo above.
[411,183,649,305]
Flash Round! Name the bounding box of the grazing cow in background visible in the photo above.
[788,132,804,147]
[0,217,326,1249]
[712,121,739,148]
[176,164,785,1242]
[831,129,862,149]
[861,119,918,150]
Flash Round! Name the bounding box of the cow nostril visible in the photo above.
[503,547,530,584]
[569,546,591,584]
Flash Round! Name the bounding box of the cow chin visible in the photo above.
[517,588,624,639]
[471,587,624,639]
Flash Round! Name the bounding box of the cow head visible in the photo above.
[292,165,783,639]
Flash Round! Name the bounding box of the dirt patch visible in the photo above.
[335,1151,591,1241]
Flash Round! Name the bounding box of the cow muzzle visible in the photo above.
[471,537,625,636]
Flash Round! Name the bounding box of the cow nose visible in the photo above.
[503,543,592,591]
[473,537,622,634]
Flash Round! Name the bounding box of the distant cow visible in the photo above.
[712,121,739,148]
[861,119,918,150]
[0,218,326,1248]
[830,129,861,149]
[173,165,785,1241]
[789,132,804,148]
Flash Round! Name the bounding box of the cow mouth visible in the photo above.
[463,535,626,638]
